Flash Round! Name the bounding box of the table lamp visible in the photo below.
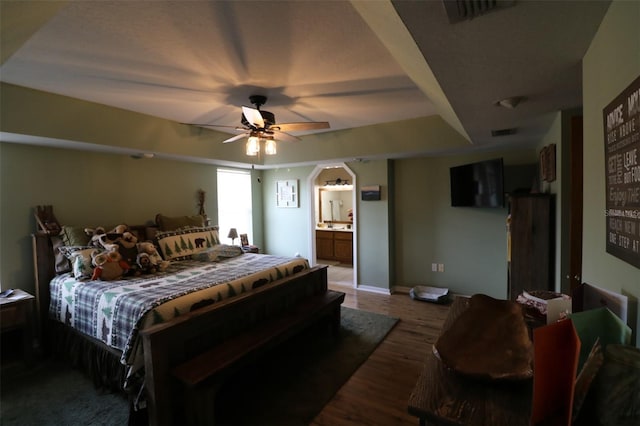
[227,228,238,245]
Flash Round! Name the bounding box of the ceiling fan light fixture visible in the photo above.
[264,138,277,155]
[201,95,328,156]
[246,135,260,156]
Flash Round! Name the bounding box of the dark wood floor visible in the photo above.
[312,282,451,426]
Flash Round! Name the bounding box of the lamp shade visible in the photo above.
[264,138,277,155]
[246,136,259,156]
[227,228,239,239]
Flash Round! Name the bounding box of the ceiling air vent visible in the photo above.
[491,128,518,137]
[442,0,516,24]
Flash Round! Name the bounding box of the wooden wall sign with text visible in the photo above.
[603,75,640,269]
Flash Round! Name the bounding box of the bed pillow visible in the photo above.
[155,214,205,231]
[156,226,220,261]
[61,225,90,247]
[59,246,103,280]
[192,244,243,262]
[52,236,72,274]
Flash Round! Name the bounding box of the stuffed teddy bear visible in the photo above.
[136,252,157,275]
[86,224,128,251]
[137,241,170,272]
[117,231,139,266]
[85,226,106,248]
[91,250,130,281]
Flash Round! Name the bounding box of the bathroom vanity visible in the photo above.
[316,228,353,265]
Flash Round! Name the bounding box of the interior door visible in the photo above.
[567,116,583,293]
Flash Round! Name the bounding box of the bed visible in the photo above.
[32,219,335,425]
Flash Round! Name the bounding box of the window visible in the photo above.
[217,168,253,245]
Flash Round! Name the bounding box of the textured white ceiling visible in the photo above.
[0,0,612,157]
[1,1,435,136]
[393,0,612,145]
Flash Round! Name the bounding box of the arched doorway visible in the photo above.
[307,163,357,287]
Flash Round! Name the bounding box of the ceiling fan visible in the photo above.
[189,95,330,145]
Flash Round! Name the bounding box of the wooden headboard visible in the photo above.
[31,224,158,340]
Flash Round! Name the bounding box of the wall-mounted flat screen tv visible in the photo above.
[450,158,505,208]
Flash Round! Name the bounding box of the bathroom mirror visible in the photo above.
[319,188,353,223]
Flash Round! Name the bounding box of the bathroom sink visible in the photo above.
[316,224,352,231]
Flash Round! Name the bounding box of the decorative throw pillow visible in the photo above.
[59,246,102,280]
[61,225,90,247]
[52,236,71,274]
[192,244,243,262]
[156,226,220,261]
[155,214,205,231]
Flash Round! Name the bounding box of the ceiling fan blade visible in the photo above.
[183,123,245,131]
[272,122,330,132]
[242,106,265,129]
[272,130,301,143]
[222,133,249,143]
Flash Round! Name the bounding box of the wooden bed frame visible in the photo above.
[32,228,339,425]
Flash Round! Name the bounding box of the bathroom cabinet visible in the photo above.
[316,230,353,265]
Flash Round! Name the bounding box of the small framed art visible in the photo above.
[276,179,299,207]
[361,185,381,201]
[540,144,556,182]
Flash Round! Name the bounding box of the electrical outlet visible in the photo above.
[438,263,445,272]
[431,263,438,272]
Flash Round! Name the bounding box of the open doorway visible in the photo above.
[307,163,357,287]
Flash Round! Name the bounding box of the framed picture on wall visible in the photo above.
[361,185,381,201]
[540,144,556,182]
[276,179,299,207]
[602,75,640,269]
[545,144,556,182]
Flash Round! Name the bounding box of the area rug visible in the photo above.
[0,307,398,426]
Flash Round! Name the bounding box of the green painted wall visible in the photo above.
[1,83,471,168]
[0,137,543,299]
[394,149,538,298]
[261,166,316,259]
[0,83,470,295]
[582,0,640,341]
[0,142,231,293]
[0,83,249,163]
[350,159,391,290]
[260,159,392,292]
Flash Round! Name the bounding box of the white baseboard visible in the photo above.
[353,284,470,298]
[356,284,392,295]
[393,285,471,299]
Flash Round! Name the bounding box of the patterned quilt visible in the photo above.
[49,253,309,372]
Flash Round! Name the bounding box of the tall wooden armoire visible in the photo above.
[508,194,554,300]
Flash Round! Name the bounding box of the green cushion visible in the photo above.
[155,214,205,231]
[570,307,632,372]
[61,225,90,246]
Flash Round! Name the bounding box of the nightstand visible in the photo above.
[0,289,36,365]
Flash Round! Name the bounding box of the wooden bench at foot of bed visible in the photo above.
[173,289,345,425]
[139,264,340,426]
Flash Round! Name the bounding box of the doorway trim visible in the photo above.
[307,163,357,288]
